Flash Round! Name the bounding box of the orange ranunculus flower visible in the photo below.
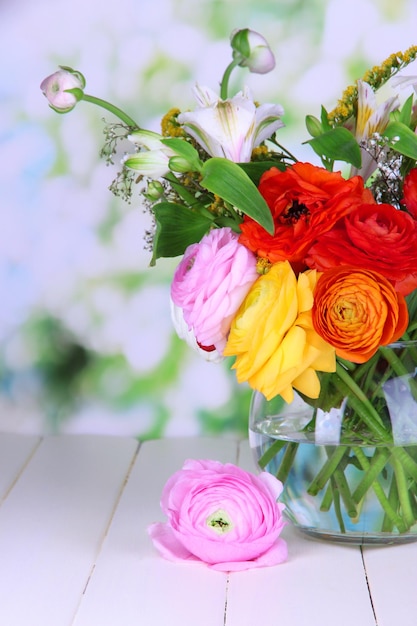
[238,162,374,268]
[223,261,336,402]
[306,203,417,296]
[312,267,409,363]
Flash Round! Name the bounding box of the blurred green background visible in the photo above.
[1,0,416,437]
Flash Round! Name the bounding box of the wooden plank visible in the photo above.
[72,437,240,626]
[0,434,138,626]
[222,442,377,626]
[0,433,40,499]
[362,542,417,626]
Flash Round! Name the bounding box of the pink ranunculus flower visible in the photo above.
[230,28,276,74]
[148,459,287,571]
[170,227,259,353]
[40,67,86,113]
[170,299,224,363]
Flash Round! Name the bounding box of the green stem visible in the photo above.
[335,362,390,440]
[392,456,415,529]
[82,94,140,128]
[382,476,398,532]
[268,137,299,163]
[353,446,408,533]
[320,484,334,512]
[351,447,391,504]
[391,447,417,483]
[333,468,357,518]
[276,442,299,483]
[330,476,346,533]
[257,439,286,469]
[219,61,239,100]
[307,446,348,495]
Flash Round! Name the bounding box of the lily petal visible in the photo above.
[178,85,284,163]
[352,80,400,180]
[355,80,399,141]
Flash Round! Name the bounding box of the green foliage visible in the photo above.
[201,158,274,234]
[384,121,417,160]
[151,201,215,264]
[306,127,362,170]
[161,138,203,172]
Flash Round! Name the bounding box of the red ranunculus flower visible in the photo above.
[306,203,417,296]
[238,162,373,268]
[402,168,417,218]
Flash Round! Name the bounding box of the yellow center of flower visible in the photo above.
[206,509,233,534]
[256,257,272,275]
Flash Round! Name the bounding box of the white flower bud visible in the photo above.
[230,28,275,75]
[40,66,85,113]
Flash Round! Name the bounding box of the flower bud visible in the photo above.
[305,115,323,138]
[168,156,195,173]
[40,66,86,113]
[143,180,165,201]
[230,28,275,75]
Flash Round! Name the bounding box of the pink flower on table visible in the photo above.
[170,227,258,353]
[148,459,287,572]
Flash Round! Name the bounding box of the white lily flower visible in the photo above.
[123,130,175,178]
[351,80,400,180]
[391,74,417,93]
[170,300,224,364]
[128,129,168,150]
[177,85,284,163]
[355,80,399,141]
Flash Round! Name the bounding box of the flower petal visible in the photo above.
[148,522,197,562]
[210,538,288,571]
[178,86,283,163]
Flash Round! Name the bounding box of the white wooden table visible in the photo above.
[0,433,415,626]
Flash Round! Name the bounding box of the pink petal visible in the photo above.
[148,522,197,563]
[257,471,284,500]
[209,538,288,572]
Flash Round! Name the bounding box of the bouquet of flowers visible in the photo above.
[41,29,417,538]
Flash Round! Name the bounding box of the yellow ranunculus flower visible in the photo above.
[224,261,336,402]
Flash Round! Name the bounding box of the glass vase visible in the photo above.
[249,341,417,545]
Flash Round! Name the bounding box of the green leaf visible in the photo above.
[161,138,203,172]
[398,94,414,126]
[150,202,214,265]
[167,175,207,207]
[384,121,417,160]
[320,106,332,132]
[238,161,286,186]
[306,127,362,168]
[63,87,85,101]
[200,158,274,234]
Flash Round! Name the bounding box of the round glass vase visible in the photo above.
[249,341,417,545]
